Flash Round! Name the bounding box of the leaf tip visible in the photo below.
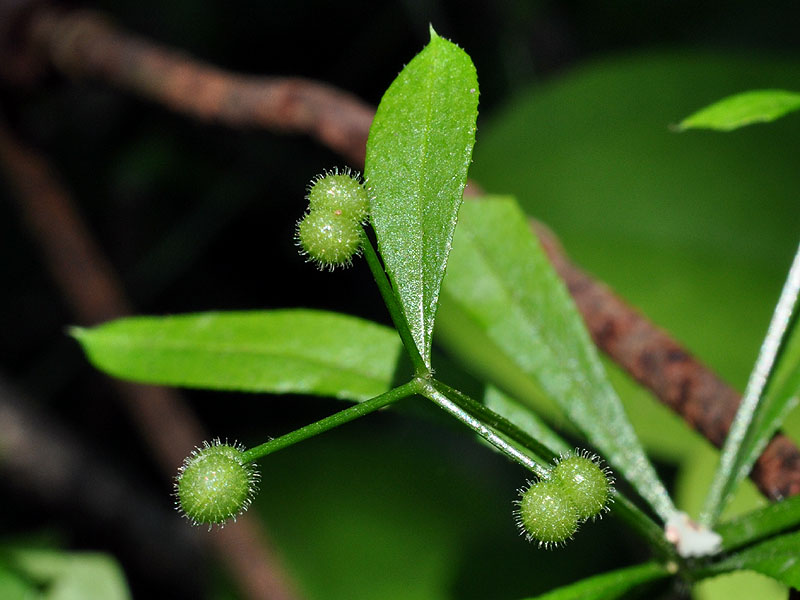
[429,23,438,39]
[67,325,87,340]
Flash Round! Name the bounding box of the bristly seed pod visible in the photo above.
[515,481,580,548]
[175,439,259,528]
[296,209,363,270]
[550,450,614,521]
[307,168,370,224]
[514,449,614,548]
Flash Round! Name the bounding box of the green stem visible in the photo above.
[416,379,549,478]
[426,378,676,560]
[241,381,418,464]
[360,228,429,377]
[430,379,558,465]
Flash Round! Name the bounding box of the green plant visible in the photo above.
[550,452,613,521]
[71,30,800,598]
[175,440,259,527]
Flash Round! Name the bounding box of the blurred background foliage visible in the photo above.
[1,1,799,599]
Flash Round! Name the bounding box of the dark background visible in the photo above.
[2,1,800,599]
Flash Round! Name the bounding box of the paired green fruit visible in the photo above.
[551,453,613,521]
[175,440,259,527]
[516,450,613,548]
[297,169,369,270]
[517,481,580,548]
[307,170,370,223]
[297,210,363,270]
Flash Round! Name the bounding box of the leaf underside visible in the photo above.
[72,310,403,401]
[438,196,675,521]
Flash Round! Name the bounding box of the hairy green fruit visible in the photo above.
[551,451,613,521]
[307,169,369,223]
[516,481,579,548]
[175,440,259,527]
[296,210,363,270]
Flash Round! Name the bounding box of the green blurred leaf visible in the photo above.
[438,196,675,521]
[718,494,800,552]
[7,549,130,600]
[678,90,800,131]
[365,27,479,367]
[523,562,669,600]
[692,572,787,600]
[72,310,403,401]
[700,530,800,589]
[0,563,35,600]
[703,246,800,525]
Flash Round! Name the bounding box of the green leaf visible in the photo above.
[702,245,800,525]
[72,310,403,401]
[699,530,800,589]
[677,90,800,131]
[438,197,675,521]
[718,495,800,552]
[0,563,35,600]
[365,27,479,367]
[523,562,669,600]
[6,549,131,600]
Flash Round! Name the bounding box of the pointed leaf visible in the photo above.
[702,244,800,525]
[677,89,800,131]
[365,28,479,366]
[523,562,669,600]
[438,197,675,520]
[72,310,403,401]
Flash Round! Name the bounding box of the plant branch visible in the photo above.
[427,378,676,559]
[418,379,548,476]
[430,379,558,464]
[8,3,800,501]
[241,381,418,463]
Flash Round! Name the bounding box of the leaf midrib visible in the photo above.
[411,40,443,363]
